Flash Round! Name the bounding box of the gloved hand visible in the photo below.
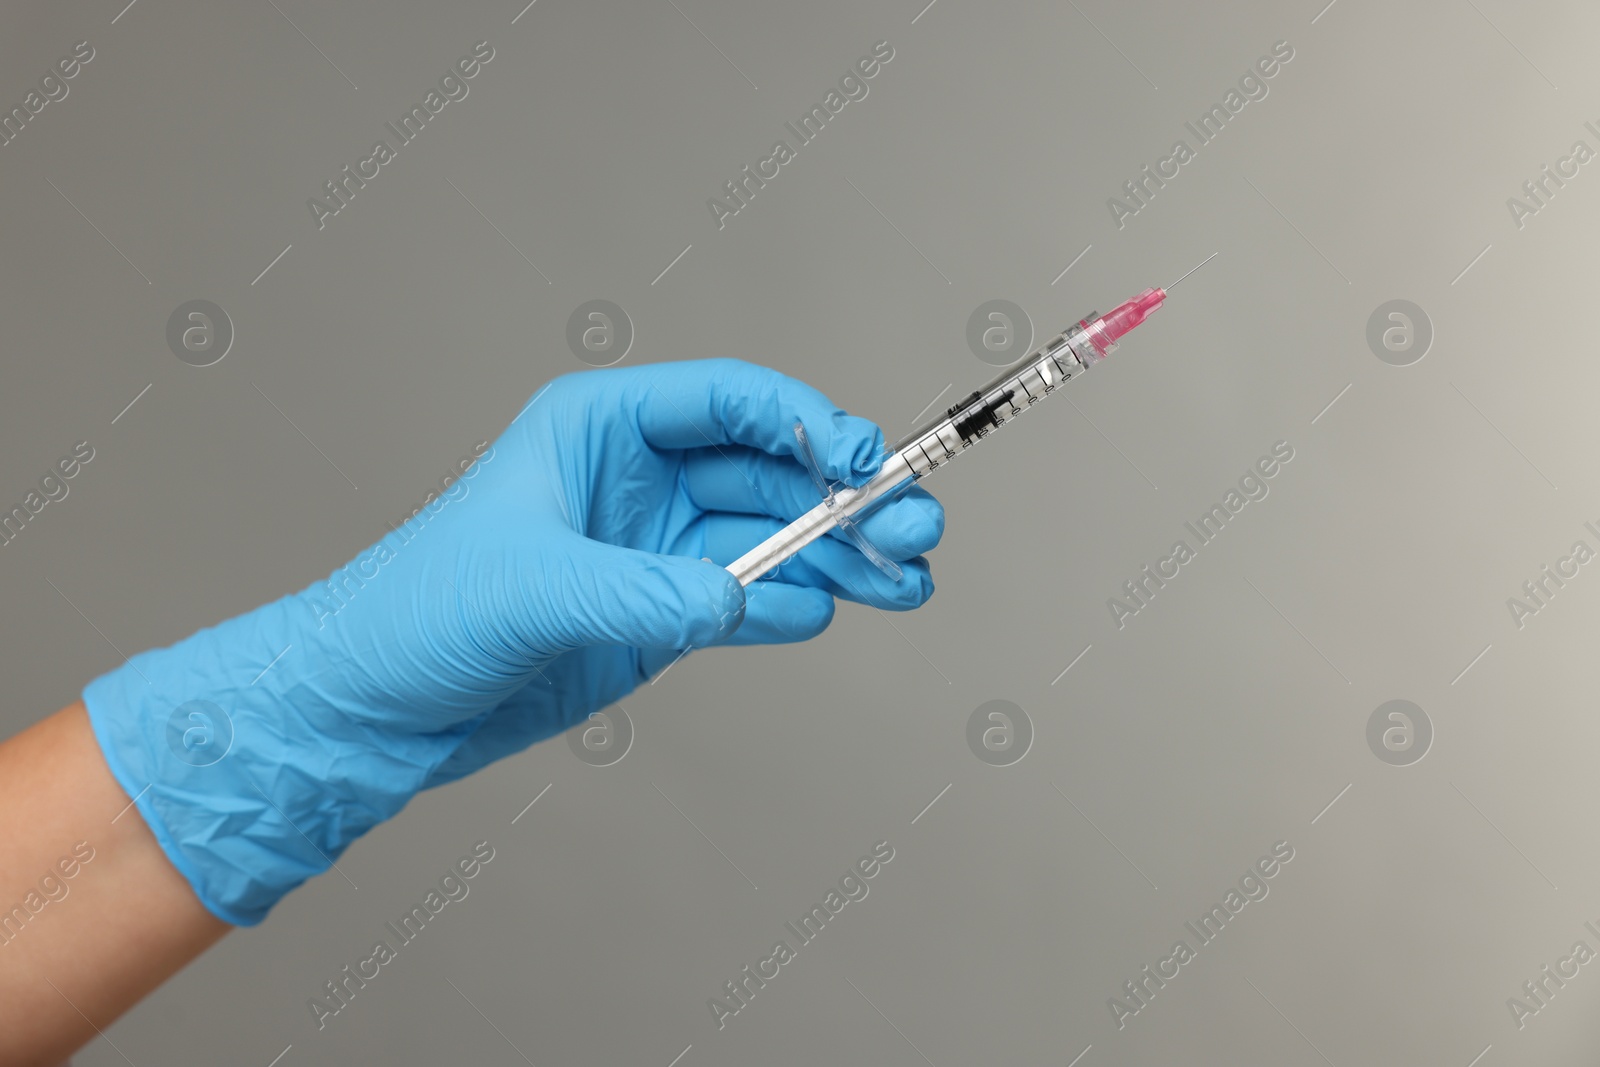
[83,359,944,924]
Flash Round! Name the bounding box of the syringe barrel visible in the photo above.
[891,318,1106,478]
[726,317,1116,586]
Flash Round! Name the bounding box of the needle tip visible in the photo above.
[1166,251,1219,291]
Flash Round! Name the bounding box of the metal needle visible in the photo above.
[1165,251,1219,290]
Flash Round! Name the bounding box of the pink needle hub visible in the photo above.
[1080,287,1166,358]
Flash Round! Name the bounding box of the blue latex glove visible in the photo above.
[84,359,943,924]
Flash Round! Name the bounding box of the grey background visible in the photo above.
[3,0,1597,1063]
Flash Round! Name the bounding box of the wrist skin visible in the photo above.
[0,702,230,1067]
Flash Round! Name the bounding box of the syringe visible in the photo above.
[726,288,1167,587]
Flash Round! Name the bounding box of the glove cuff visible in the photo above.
[82,588,444,925]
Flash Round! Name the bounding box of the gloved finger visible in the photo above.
[850,486,945,560]
[682,447,944,559]
[527,536,746,651]
[720,581,836,645]
[694,511,935,610]
[681,445,824,521]
[850,486,945,559]
[629,359,885,486]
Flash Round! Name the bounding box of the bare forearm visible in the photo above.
[0,703,228,1067]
